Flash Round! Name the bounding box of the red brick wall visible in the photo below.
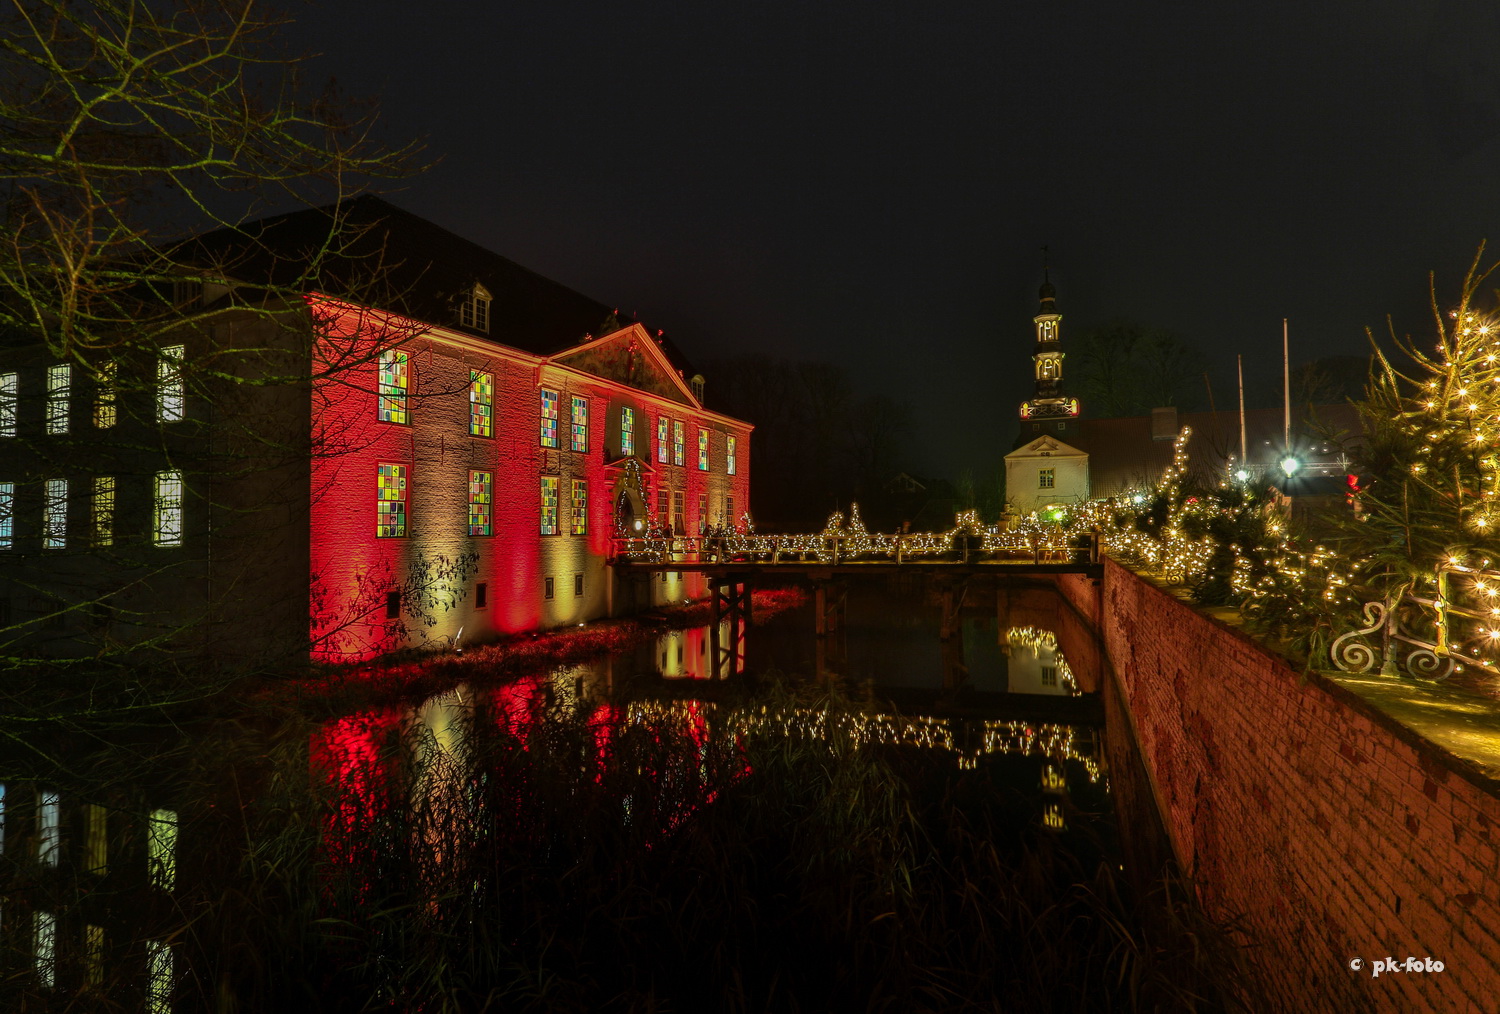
[1057,560,1500,1014]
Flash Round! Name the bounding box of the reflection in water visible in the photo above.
[1004,626,1081,696]
[6,582,1194,1010]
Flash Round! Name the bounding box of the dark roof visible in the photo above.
[175,195,632,358]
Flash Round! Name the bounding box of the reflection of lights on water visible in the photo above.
[1043,800,1066,831]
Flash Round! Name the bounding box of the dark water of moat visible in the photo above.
[0,577,1203,1013]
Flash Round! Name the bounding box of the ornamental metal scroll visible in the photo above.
[1328,599,1456,681]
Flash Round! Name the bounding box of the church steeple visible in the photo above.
[1017,253,1080,446]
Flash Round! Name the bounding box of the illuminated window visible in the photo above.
[92,476,114,547]
[1040,320,1057,342]
[727,436,737,476]
[34,911,55,989]
[1,372,16,436]
[85,803,107,873]
[84,925,104,990]
[541,475,559,535]
[460,284,491,332]
[570,395,588,452]
[157,346,184,422]
[698,492,707,530]
[673,420,684,466]
[469,370,493,437]
[93,362,116,428]
[155,471,183,546]
[43,479,66,549]
[148,808,177,890]
[468,470,492,536]
[46,365,69,434]
[657,485,669,526]
[657,417,668,463]
[672,489,685,533]
[621,407,634,457]
[1039,468,1055,489]
[727,495,736,528]
[376,464,407,538]
[698,429,709,470]
[540,389,559,447]
[38,789,60,865]
[571,479,588,535]
[0,482,12,549]
[146,939,172,1014]
[378,350,408,424]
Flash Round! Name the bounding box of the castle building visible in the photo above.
[0,197,752,665]
[1005,275,1089,514]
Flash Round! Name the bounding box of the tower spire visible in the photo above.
[1016,253,1079,447]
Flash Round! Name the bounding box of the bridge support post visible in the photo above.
[709,575,752,678]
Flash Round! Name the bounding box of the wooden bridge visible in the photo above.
[608,528,1104,680]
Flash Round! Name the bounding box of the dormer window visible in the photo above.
[460,284,491,333]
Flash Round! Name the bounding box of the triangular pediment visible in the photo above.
[1004,435,1088,461]
[550,323,698,407]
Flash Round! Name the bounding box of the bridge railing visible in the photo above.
[609,530,1102,566]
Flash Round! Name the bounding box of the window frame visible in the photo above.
[93,362,117,429]
[469,370,494,437]
[540,389,560,448]
[672,420,684,466]
[657,416,668,463]
[1038,467,1056,489]
[540,475,559,535]
[727,435,737,476]
[621,406,634,457]
[0,372,17,437]
[46,365,69,435]
[0,481,13,549]
[571,478,588,536]
[43,479,67,549]
[157,346,185,423]
[154,470,184,546]
[698,429,709,470]
[468,469,492,536]
[92,476,114,547]
[570,395,588,453]
[376,463,408,538]
[377,350,409,425]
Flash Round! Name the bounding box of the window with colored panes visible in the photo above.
[157,346,184,422]
[0,373,15,436]
[1039,468,1055,489]
[376,464,407,537]
[571,479,588,535]
[469,470,492,536]
[47,365,69,434]
[570,396,588,452]
[540,476,559,534]
[43,479,66,548]
[92,477,114,547]
[727,436,737,476]
[469,371,493,437]
[698,429,709,470]
[378,351,408,424]
[155,471,183,546]
[673,420,684,466]
[94,363,116,428]
[540,390,559,447]
[657,417,668,463]
[621,407,634,456]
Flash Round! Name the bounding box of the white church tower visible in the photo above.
[1006,264,1089,515]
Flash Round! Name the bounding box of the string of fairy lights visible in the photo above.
[621,699,1103,779]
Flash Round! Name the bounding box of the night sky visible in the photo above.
[293,0,1499,479]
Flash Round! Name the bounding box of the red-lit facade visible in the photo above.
[0,197,752,666]
[309,304,752,662]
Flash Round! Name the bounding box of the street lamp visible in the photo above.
[1280,454,1301,477]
